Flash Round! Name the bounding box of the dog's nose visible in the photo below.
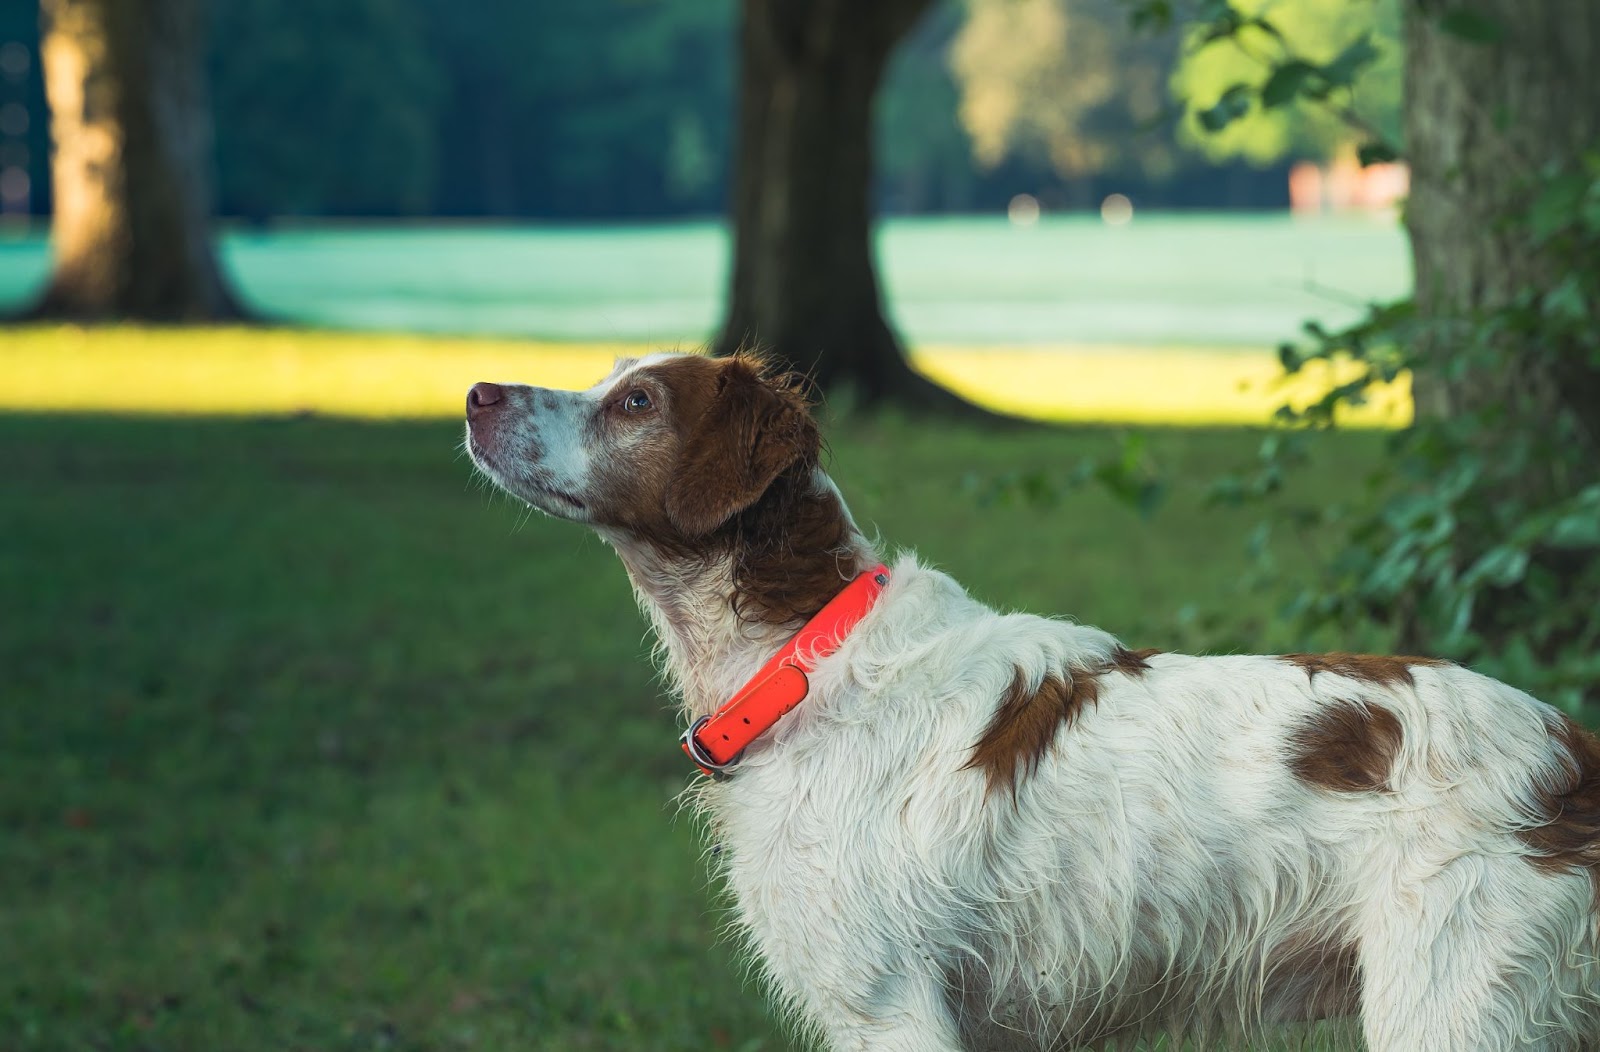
[467,382,503,417]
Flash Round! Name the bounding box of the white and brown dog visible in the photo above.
[465,352,1600,1051]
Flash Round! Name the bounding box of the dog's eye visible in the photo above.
[622,390,653,414]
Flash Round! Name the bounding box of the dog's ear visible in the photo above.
[666,360,819,538]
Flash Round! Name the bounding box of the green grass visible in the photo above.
[0,407,1391,1051]
[0,215,1408,346]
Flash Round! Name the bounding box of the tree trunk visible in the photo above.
[1401,0,1600,666]
[716,0,985,413]
[31,0,242,320]
[1404,0,1600,428]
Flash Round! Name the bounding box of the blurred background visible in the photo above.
[1,0,1596,1049]
[0,0,1412,354]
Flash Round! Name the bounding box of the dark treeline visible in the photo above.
[0,0,1297,223]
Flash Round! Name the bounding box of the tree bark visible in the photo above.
[1404,0,1600,430]
[31,0,242,320]
[1401,0,1600,664]
[716,0,988,414]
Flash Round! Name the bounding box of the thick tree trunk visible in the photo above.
[1401,0,1600,663]
[31,0,242,320]
[1404,0,1600,430]
[717,0,985,413]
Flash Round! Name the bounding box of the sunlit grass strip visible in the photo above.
[0,325,1410,427]
[919,347,1411,427]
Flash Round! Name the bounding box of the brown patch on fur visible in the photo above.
[726,467,855,626]
[1262,935,1360,1024]
[1280,651,1450,688]
[1519,715,1600,906]
[968,667,1101,794]
[1288,700,1405,793]
[1108,646,1159,675]
[663,356,818,538]
[641,355,853,627]
[968,648,1166,793]
[585,353,725,537]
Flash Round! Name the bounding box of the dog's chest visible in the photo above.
[713,791,1194,1052]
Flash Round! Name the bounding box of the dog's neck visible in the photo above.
[603,469,879,719]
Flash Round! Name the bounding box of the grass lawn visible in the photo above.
[0,325,1400,1049]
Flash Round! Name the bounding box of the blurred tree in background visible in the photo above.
[30,0,241,319]
[713,0,971,406]
[875,3,979,213]
[1404,0,1600,428]
[7,0,1347,224]
[1391,0,1600,703]
[951,0,1183,197]
[208,0,734,220]
[211,0,441,220]
[414,0,732,219]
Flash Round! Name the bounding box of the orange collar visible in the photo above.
[681,564,891,778]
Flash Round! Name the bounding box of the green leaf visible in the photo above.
[1128,0,1174,33]
[1197,84,1254,133]
[1438,9,1504,44]
[1206,475,1246,507]
[1321,36,1380,89]
[1136,481,1168,518]
[1547,488,1600,547]
[1542,275,1587,324]
[1581,179,1600,234]
[1260,61,1318,109]
[1247,16,1286,45]
[1357,140,1399,167]
[1465,545,1530,588]
[1197,10,1248,46]
[1529,171,1588,243]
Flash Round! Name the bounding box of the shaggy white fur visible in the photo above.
[466,353,1600,1052]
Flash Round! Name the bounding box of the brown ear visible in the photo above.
[665,362,819,537]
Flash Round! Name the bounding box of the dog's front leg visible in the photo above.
[808,971,965,1052]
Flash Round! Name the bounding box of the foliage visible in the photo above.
[1216,154,1600,714]
[878,3,985,212]
[418,0,734,218]
[206,0,735,219]
[933,0,1408,192]
[950,0,1183,181]
[10,0,1402,221]
[212,0,444,217]
[1165,0,1401,165]
[968,430,1168,518]
[1111,0,1600,715]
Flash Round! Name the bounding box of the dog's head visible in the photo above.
[465,352,822,546]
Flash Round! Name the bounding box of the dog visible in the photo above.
[465,352,1600,1051]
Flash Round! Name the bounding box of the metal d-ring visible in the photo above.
[682,714,740,780]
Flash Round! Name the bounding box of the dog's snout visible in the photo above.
[467,382,504,418]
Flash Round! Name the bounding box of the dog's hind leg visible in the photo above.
[1356,858,1600,1051]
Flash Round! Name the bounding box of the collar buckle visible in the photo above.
[681,715,738,781]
